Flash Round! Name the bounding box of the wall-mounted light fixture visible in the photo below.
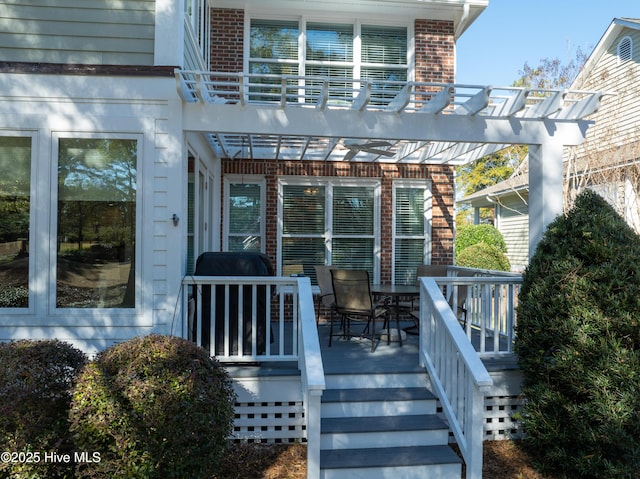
[171,214,180,226]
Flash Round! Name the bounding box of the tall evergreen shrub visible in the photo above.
[515,190,640,478]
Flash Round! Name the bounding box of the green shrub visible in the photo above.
[69,334,236,479]
[515,190,640,478]
[456,223,507,256]
[456,242,510,271]
[0,339,87,479]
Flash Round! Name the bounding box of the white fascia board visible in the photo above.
[182,102,592,147]
[217,0,487,25]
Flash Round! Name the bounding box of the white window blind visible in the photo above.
[248,18,408,101]
[394,186,428,285]
[280,182,378,282]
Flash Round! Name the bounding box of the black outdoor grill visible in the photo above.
[193,252,274,356]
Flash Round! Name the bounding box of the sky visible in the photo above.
[456,0,640,87]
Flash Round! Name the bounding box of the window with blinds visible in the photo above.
[280,181,378,282]
[248,18,408,103]
[226,182,264,252]
[394,183,430,285]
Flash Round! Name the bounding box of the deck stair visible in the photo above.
[319,368,462,479]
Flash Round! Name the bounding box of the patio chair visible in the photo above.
[313,265,335,326]
[329,269,392,352]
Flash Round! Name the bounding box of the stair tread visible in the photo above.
[320,445,462,469]
[322,386,436,403]
[321,413,446,434]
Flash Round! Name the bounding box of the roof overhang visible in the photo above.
[176,70,606,165]
[212,0,488,37]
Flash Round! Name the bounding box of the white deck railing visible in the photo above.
[181,275,325,479]
[436,267,523,356]
[418,276,493,479]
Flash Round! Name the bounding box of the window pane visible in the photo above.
[395,239,424,285]
[333,186,374,235]
[57,139,137,308]
[283,185,325,234]
[229,184,261,234]
[396,188,424,235]
[361,25,407,65]
[0,137,31,307]
[250,20,299,60]
[332,238,374,277]
[229,236,261,252]
[282,237,325,278]
[307,23,353,62]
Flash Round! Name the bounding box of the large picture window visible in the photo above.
[280,179,379,282]
[56,138,137,308]
[0,136,31,308]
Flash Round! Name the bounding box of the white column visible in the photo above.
[528,142,564,257]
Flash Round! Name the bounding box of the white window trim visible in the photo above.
[223,175,267,253]
[0,131,37,316]
[392,179,432,283]
[277,176,381,282]
[244,14,415,83]
[50,132,145,324]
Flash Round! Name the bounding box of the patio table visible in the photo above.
[371,284,420,344]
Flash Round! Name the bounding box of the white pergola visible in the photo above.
[176,71,605,255]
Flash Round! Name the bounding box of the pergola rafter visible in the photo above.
[176,70,608,252]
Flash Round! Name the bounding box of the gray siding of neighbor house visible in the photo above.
[497,198,529,272]
[577,28,640,149]
[0,0,155,65]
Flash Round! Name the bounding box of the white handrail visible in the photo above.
[295,277,325,479]
[419,277,493,479]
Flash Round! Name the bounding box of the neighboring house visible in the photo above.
[462,17,640,270]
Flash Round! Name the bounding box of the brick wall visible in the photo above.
[210,8,244,72]
[414,19,455,84]
[210,10,456,84]
[222,160,455,282]
[212,11,457,279]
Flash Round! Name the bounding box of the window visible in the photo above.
[224,178,265,252]
[279,179,379,282]
[56,138,137,308]
[0,136,31,308]
[618,36,633,63]
[249,18,408,103]
[393,181,431,285]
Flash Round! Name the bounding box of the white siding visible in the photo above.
[497,197,529,272]
[0,0,155,65]
[575,28,640,156]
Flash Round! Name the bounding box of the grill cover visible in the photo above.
[193,252,274,356]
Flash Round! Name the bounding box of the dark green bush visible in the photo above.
[515,190,640,478]
[456,223,507,256]
[456,242,510,271]
[0,339,87,479]
[69,334,236,479]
